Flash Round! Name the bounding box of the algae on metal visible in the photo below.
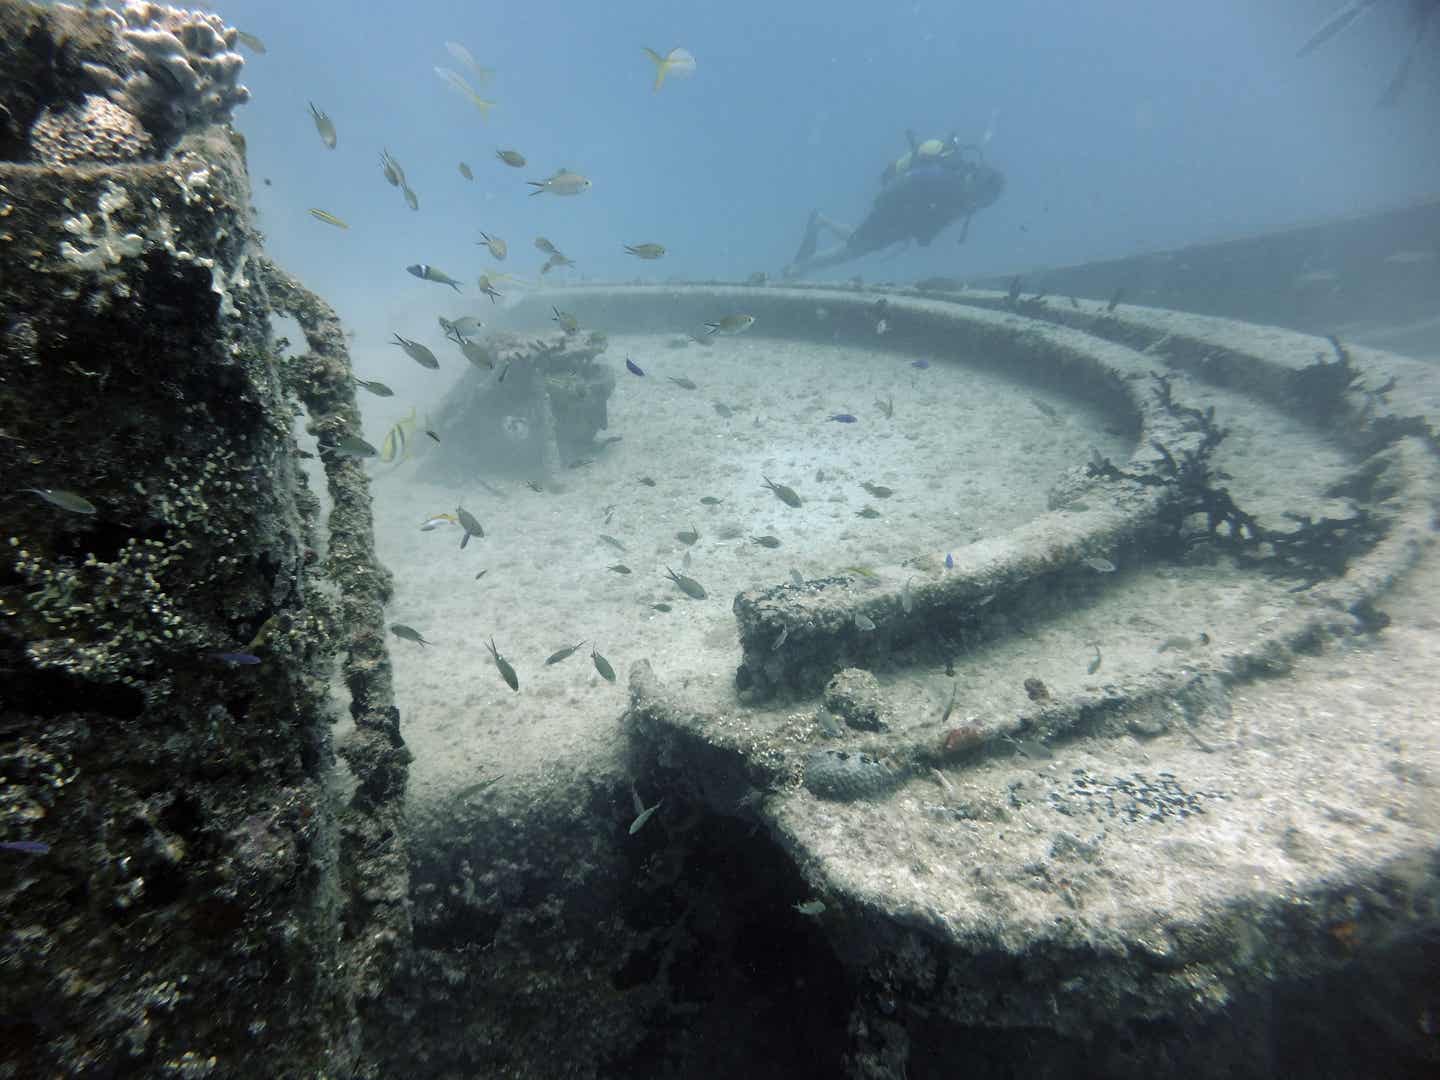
[0,2,405,1075]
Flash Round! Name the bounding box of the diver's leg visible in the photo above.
[815,214,855,240]
[791,209,823,266]
[784,212,861,279]
[784,240,856,280]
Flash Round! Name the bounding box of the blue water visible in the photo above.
[224,0,1437,344]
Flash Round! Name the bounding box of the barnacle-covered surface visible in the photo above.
[0,2,400,1076]
[0,0,248,165]
[562,285,1440,1077]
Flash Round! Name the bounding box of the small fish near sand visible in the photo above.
[665,567,706,599]
[392,333,440,369]
[829,413,857,424]
[624,243,666,260]
[497,149,527,168]
[308,102,337,149]
[676,524,700,546]
[545,640,587,665]
[390,623,431,647]
[419,513,457,532]
[667,376,697,390]
[704,314,755,336]
[860,482,893,499]
[406,264,463,291]
[625,356,645,376]
[307,208,349,229]
[486,637,519,691]
[456,506,484,549]
[750,535,781,548]
[23,488,97,514]
[629,792,662,835]
[528,169,592,197]
[552,307,579,333]
[591,646,617,683]
[763,475,802,508]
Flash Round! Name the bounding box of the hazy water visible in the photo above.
[223,0,1439,411]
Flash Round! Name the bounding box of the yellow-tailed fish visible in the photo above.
[420,512,458,531]
[308,102,336,149]
[643,47,696,92]
[307,208,349,229]
[444,41,495,84]
[434,67,495,117]
[527,170,591,197]
[541,252,575,274]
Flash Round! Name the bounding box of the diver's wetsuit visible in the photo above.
[787,158,1004,278]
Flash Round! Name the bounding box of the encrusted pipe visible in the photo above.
[257,257,411,1002]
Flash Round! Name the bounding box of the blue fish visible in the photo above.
[626,356,645,376]
[911,359,931,370]
[944,552,954,570]
[211,651,262,666]
[829,414,857,424]
[1,840,49,855]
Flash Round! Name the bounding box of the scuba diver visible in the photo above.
[783,129,1005,280]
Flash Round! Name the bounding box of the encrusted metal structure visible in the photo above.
[0,4,404,1075]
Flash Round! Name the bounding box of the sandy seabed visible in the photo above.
[338,323,1346,801]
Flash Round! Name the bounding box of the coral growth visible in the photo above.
[29,93,153,166]
[13,1,250,164]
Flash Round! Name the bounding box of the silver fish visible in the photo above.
[23,487,97,514]
[308,102,336,149]
[391,333,439,369]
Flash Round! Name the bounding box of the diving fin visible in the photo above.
[793,209,821,265]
